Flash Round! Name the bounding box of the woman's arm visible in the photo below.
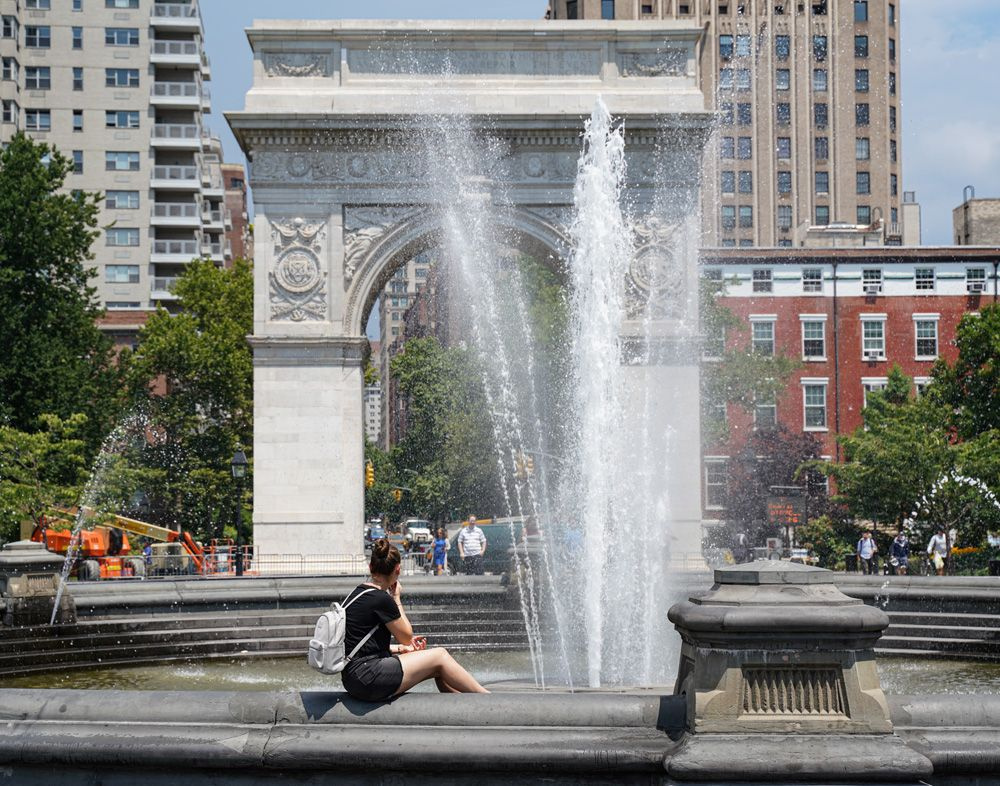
[385,582,414,646]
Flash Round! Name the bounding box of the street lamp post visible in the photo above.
[230,448,248,576]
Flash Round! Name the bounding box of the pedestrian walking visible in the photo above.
[457,515,487,576]
[889,530,909,575]
[857,530,878,575]
[927,528,949,575]
[432,527,448,576]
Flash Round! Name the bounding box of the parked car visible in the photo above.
[447,518,524,575]
[364,523,386,549]
[401,519,434,550]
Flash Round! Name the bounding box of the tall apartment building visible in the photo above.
[221,162,251,263]
[0,0,230,348]
[548,0,905,247]
[377,252,431,448]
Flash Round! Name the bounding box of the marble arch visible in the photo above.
[228,20,712,561]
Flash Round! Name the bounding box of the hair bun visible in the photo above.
[369,538,401,576]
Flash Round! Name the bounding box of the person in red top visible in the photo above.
[340,539,489,701]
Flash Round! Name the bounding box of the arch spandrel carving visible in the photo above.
[267,217,328,323]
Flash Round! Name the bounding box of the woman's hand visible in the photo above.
[396,636,427,654]
[390,580,402,601]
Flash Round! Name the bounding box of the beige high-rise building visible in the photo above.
[548,0,904,247]
[0,0,230,347]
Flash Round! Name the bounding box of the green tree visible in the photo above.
[0,414,89,543]
[0,134,121,454]
[931,306,1000,439]
[123,258,253,539]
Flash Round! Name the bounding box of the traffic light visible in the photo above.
[524,455,534,476]
[365,461,374,488]
[392,488,402,503]
[514,454,526,480]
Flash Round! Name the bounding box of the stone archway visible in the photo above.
[228,20,712,561]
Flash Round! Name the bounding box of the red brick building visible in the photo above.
[700,246,1000,518]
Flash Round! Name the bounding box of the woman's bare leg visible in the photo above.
[435,675,461,693]
[394,647,489,695]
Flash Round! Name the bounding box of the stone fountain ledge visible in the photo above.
[0,689,998,784]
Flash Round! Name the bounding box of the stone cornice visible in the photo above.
[248,335,368,366]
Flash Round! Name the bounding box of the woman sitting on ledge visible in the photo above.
[341,538,489,701]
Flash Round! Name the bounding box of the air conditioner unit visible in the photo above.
[863,349,882,361]
[968,281,986,294]
[864,284,881,296]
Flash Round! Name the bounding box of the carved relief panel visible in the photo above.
[268,217,328,322]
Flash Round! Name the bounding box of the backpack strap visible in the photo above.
[342,587,380,662]
[341,586,376,609]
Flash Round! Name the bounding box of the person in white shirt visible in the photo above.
[927,529,950,575]
[457,515,487,575]
[856,531,878,575]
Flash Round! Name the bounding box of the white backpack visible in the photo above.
[307,588,379,675]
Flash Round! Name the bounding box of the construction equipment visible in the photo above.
[31,507,208,580]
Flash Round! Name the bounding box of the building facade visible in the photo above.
[549,0,905,247]
[221,162,251,263]
[700,246,1000,517]
[0,0,229,347]
[954,194,1000,246]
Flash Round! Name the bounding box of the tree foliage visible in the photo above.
[0,134,121,454]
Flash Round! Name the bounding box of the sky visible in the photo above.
[202,0,999,250]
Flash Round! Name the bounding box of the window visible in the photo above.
[815,205,830,225]
[889,38,896,62]
[719,35,734,59]
[106,228,139,246]
[863,269,883,294]
[891,174,898,196]
[704,459,728,510]
[105,151,140,171]
[775,35,790,60]
[815,136,829,160]
[106,110,139,128]
[752,270,772,294]
[721,205,736,228]
[889,3,895,26]
[735,34,751,57]
[890,140,897,163]
[565,0,578,17]
[105,27,139,46]
[73,110,83,131]
[777,204,793,229]
[735,68,751,91]
[803,382,828,429]
[601,0,615,19]
[106,69,139,88]
[813,35,827,61]
[967,268,987,293]
[720,136,735,159]
[776,103,791,125]
[720,101,734,125]
[25,66,50,90]
[889,72,896,95]
[776,69,790,90]
[814,103,828,128]
[815,171,829,194]
[739,205,753,228]
[25,109,50,131]
[857,172,870,194]
[911,268,935,292]
[738,171,753,193]
[73,67,84,90]
[861,318,885,359]
[857,205,871,224]
[739,239,754,247]
[755,396,777,429]
[1,57,16,81]
[26,0,51,7]
[106,265,139,283]
[721,238,736,247]
[855,69,869,92]
[106,190,139,209]
[813,69,827,91]
[856,137,870,160]
[74,0,82,10]
[855,35,868,57]
[854,0,867,21]
[812,0,828,14]
[862,379,888,409]
[737,136,752,159]
[856,103,870,126]
[641,4,653,14]
[776,137,791,159]
[2,16,17,39]
[777,171,792,194]
[914,317,939,359]
[803,268,823,293]
[721,170,735,194]
[751,318,775,355]
[889,106,897,132]
[737,102,752,125]
[719,67,734,90]
[73,27,82,49]
[802,318,826,359]
[72,150,83,174]
[25,26,51,48]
